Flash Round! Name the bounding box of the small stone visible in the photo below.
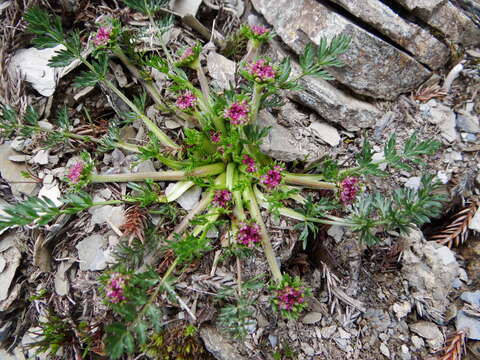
[461,132,477,142]
[268,334,278,347]
[30,150,50,165]
[436,171,450,184]
[133,160,156,173]
[302,342,315,355]
[302,312,323,324]
[411,335,424,349]
[460,291,480,306]
[0,144,37,196]
[38,184,62,207]
[199,326,247,360]
[380,343,390,358]
[456,310,480,340]
[309,120,341,147]
[400,345,411,360]
[372,152,387,170]
[37,120,54,131]
[175,186,202,211]
[89,205,125,229]
[427,104,457,142]
[0,246,21,301]
[327,225,344,243]
[165,119,182,129]
[469,207,480,232]
[75,234,108,271]
[434,246,456,265]
[8,155,29,163]
[320,325,337,339]
[392,302,412,319]
[456,112,480,133]
[410,321,443,350]
[207,52,236,90]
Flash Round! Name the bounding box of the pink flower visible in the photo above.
[105,273,126,304]
[67,162,84,183]
[93,27,111,46]
[224,101,250,125]
[249,59,276,81]
[180,47,194,61]
[251,25,268,36]
[176,91,197,110]
[276,286,305,311]
[242,155,257,173]
[340,177,359,205]
[261,165,283,190]
[213,190,232,208]
[237,223,261,247]
[211,132,221,143]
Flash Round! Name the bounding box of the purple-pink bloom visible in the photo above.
[249,59,276,81]
[105,273,126,304]
[237,223,261,247]
[224,101,250,125]
[340,177,359,205]
[180,47,194,61]
[176,91,197,110]
[251,25,268,36]
[242,155,257,173]
[276,286,305,311]
[67,162,84,183]
[93,27,111,46]
[213,190,232,208]
[211,132,221,143]
[261,165,283,190]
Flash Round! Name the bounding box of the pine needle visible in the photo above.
[437,331,465,360]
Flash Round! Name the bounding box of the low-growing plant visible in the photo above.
[0,1,447,358]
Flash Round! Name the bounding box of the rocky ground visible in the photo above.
[0,0,480,359]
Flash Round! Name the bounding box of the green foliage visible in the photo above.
[0,105,18,137]
[121,0,169,15]
[168,233,211,264]
[126,181,162,207]
[24,7,64,48]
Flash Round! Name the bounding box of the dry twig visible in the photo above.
[437,331,465,360]
[414,84,448,102]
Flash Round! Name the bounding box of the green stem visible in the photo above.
[283,173,337,190]
[196,66,211,106]
[91,162,225,183]
[250,84,263,125]
[243,185,282,282]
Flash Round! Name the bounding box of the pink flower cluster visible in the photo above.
[105,273,126,304]
[93,27,111,47]
[180,47,194,61]
[251,25,268,36]
[213,190,232,208]
[276,286,305,311]
[261,166,283,190]
[211,132,221,143]
[242,155,257,173]
[67,162,84,183]
[340,177,359,205]
[249,59,275,81]
[237,223,261,247]
[176,91,197,110]
[224,101,250,125]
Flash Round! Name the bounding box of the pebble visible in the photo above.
[380,343,390,358]
[400,345,411,360]
[392,302,411,319]
[456,310,480,340]
[469,207,480,232]
[320,325,337,339]
[411,335,424,349]
[75,234,108,271]
[302,312,323,324]
[309,120,341,147]
[268,334,278,347]
[460,290,480,306]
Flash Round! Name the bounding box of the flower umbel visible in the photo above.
[251,25,268,36]
[93,27,111,46]
[340,177,359,205]
[249,59,276,82]
[67,162,84,183]
[213,190,232,208]
[261,166,283,190]
[224,101,250,125]
[105,273,127,304]
[237,223,261,247]
[211,132,221,143]
[276,286,305,311]
[242,155,257,173]
[176,91,197,110]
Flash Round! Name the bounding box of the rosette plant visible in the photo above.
[0,2,446,357]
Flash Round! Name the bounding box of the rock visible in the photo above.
[320,325,337,339]
[54,261,73,296]
[207,52,235,90]
[329,0,448,69]
[8,155,29,163]
[302,312,323,324]
[252,0,431,100]
[132,160,156,173]
[411,335,425,349]
[38,183,62,207]
[401,228,460,323]
[0,144,37,196]
[0,348,26,360]
[0,246,21,301]
[8,45,66,96]
[165,119,182,129]
[75,234,108,271]
[395,1,480,46]
[434,246,457,265]
[410,321,444,350]
[456,310,480,340]
[172,0,202,16]
[170,185,202,211]
[301,342,315,355]
[469,206,480,232]
[424,103,457,142]
[22,327,48,360]
[89,205,125,229]
[460,291,480,306]
[400,345,411,360]
[327,225,344,243]
[309,120,341,146]
[393,302,412,319]
[380,343,390,358]
[268,334,278,347]
[259,110,323,161]
[199,325,247,360]
[456,112,480,133]
[30,149,50,165]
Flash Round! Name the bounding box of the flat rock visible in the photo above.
[167,185,202,211]
[309,120,341,147]
[423,103,457,142]
[89,205,125,229]
[0,144,37,196]
[456,112,480,133]
[207,52,235,90]
[302,312,323,324]
[410,321,444,350]
[252,0,431,100]
[330,0,448,69]
[456,310,480,340]
[8,45,65,97]
[76,234,108,271]
[460,291,480,306]
[0,246,21,301]
[199,325,247,360]
[394,0,446,17]
[393,302,412,319]
[38,183,62,207]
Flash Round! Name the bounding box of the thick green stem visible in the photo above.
[91,162,225,183]
[243,185,282,282]
[196,66,210,106]
[283,173,337,190]
[250,84,263,125]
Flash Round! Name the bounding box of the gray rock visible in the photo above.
[434,246,456,265]
[460,291,480,306]
[320,325,337,339]
[207,52,235,90]
[410,321,444,350]
[0,246,21,301]
[380,343,390,358]
[411,335,425,349]
[396,1,480,46]
[76,235,108,271]
[22,327,48,360]
[199,325,247,360]
[393,302,412,319]
[456,112,480,133]
[169,185,202,211]
[327,225,344,243]
[456,310,480,340]
[425,104,457,142]
[54,261,72,296]
[268,334,278,347]
[0,144,37,196]
[469,206,480,232]
[252,0,431,100]
[133,160,156,173]
[29,150,50,165]
[330,0,448,69]
[400,345,411,360]
[8,155,29,163]
[309,120,340,147]
[172,0,202,16]
[302,311,323,324]
[89,205,125,229]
